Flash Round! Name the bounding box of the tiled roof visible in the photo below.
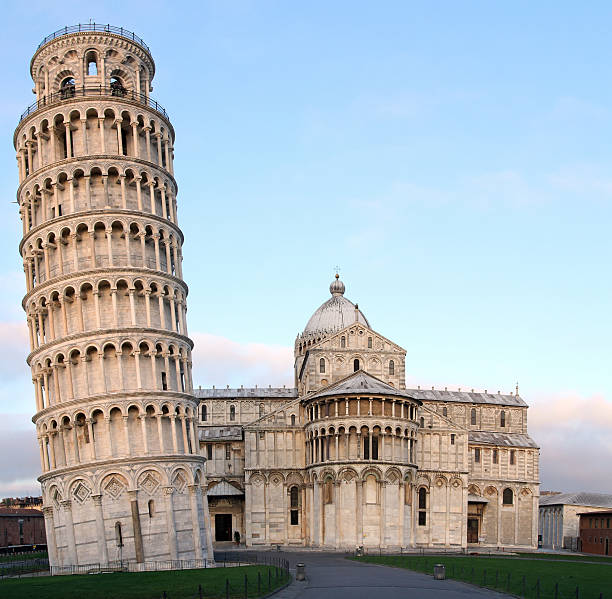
[414,389,527,407]
[195,387,297,399]
[198,426,243,441]
[539,492,612,508]
[207,480,244,497]
[469,431,539,448]
[0,508,43,516]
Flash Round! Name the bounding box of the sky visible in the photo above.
[0,1,610,497]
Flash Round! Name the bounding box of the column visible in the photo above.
[144,127,152,162]
[131,122,139,157]
[119,174,126,209]
[80,119,88,155]
[399,480,405,547]
[115,119,123,155]
[87,419,96,460]
[170,415,178,453]
[355,479,363,546]
[92,494,109,565]
[157,413,165,453]
[188,485,204,559]
[64,121,72,158]
[60,500,78,565]
[380,481,387,547]
[180,414,189,453]
[98,117,105,153]
[163,487,178,560]
[128,490,145,563]
[140,415,149,455]
[42,506,58,566]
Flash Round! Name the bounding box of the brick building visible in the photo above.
[0,508,46,547]
[578,510,612,556]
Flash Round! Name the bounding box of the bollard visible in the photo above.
[296,563,306,581]
[244,573,248,599]
[226,578,229,599]
[433,564,445,580]
[199,584,203,599]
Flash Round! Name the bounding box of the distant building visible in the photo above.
[578,511,611,556]
[0,508,46,547]
[0,497,43,510]
[539,492,612,550]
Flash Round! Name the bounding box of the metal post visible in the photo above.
[522,576,526,596]
[258,571,261,594]
[199,584,203,599]
[244,574,247,599]
[226,578,229,599]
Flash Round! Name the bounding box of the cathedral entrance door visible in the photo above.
[215,514,232,541]
[467,518,479,543]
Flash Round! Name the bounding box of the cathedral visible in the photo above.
[198,275,540,550]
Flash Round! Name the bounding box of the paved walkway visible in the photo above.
[263,552,511,599]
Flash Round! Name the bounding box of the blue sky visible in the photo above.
[0,1,610,495]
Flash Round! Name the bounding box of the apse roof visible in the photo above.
[307,370,420,402]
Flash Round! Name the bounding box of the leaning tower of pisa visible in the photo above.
[14,24,213,567]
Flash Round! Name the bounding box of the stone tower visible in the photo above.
[14,24,213,567]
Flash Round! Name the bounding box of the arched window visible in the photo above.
[442,407,448,417]
[389,360,395,375]
[503,488,514,505]
[110,76,126,97]
[353,359,360,372]
[148,499,154,518]
[320,358,325,373]
[471,408,477,425]
[291,414,296,426]
[85,51,98,76]
[500,410,506,427]
[493,449,498,464]
[259,404,264,418]
[367,336,372,348]
[341,336,346,348]
[229,405,236,421]
[115,522,123,547]
[201,405,207,421]
[418,488,427,525]
[60,77,75,99]
[419,417,424,428]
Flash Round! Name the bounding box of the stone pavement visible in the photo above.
[264,552,512,599]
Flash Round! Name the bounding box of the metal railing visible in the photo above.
[38,24,149,52]
[19,85,168,122]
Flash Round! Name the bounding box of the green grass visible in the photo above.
[0,564,290,599]
[515,552,612,564]
[353,555,612,598]
[0,551,48,564]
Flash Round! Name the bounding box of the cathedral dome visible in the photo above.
[303,275,370,336]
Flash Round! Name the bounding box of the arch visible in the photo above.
[503,488,514,505]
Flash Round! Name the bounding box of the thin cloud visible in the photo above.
[191,332,293,389]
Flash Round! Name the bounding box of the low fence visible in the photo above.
[0,558,49,578]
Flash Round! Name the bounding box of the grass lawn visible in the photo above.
[516,552,612,564]
[0,551,48,563]
[353,555,612,599]
[0,564,289,599]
